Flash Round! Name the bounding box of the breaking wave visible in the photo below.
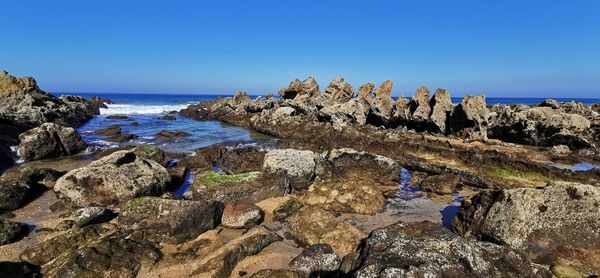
[100,103,192,115]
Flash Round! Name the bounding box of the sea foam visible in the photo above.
[100,103,192,115]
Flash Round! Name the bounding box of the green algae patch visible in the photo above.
[196,171,261,188]
[489,167,549,184]
[122,197,147,209]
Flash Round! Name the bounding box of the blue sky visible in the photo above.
[1,0,599,97]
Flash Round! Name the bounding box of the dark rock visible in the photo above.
[0,167,61,210]
[452,181,600,274]
[273,197,304,221]
[289,244,341,276]
[351,221,540,277]
[105,133,138,142]
[94,124,121,136]
[539,99,560,109]
[158,115,176,121]
[118,196,223,243]
[156,130,190,138]
[0,261,40,278]
[106,115,129,120]
[0,218,28,245]
[73,206,115,227]
[17,123,87,161]
[130,121,140,126]
[250,269,301,278]
[167,166,187,190]
[54,150,170,207]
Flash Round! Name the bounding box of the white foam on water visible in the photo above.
[100,103,192,115]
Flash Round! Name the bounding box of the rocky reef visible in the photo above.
[1,74,599,277]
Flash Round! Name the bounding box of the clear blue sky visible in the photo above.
[1,0,599,97]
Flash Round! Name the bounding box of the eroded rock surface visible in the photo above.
[17,123,87,161]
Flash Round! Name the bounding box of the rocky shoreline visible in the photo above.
[0,73,599,277]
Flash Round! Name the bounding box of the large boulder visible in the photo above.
[322,76,355,102]
[450,95,489,140]
[221,201,265,229]
[351,221,542,277]
[263,149,317,190]
[287,206,366,256]
[17,123,87,161]
[54,150,170,207]
[278,77,320,101]
[118,196,223,243]
[289,244,341,276]
[452,181,600,274]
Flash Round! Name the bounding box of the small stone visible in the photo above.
[73,206,114,227]
[550,145,571,156]
[289,244,341,275]
[158,115,176,120]
[221,202,264,229]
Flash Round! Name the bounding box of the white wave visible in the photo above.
[100,103,191,115]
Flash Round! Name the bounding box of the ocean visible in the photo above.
[58,93,600,155]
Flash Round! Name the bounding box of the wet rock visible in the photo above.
[273,197,304,221]
[452,181,600,274]
[351,221,540,277]
[54,150,170,207]
[0,218,28,246]
[94,124,121,136]
[189,226,282,277]
[289,244,341,276]
[130,144,169,166]
[105,133,138,142]
[17,123,87,161]
[418,173,461,195]
[106,115,129,120]
[274,106,296,117]
[278,77,320,101]
[0,167,62,210]
[428,88,453,133]
[303,178,385,214]
[550,144,571,156]
[451,95,489,140]
[221,201,264,229]
[322,76,355,102]
[158,115,176,120]
[408,86,432,123]
[41,230,160,278]
[167,166,187,190]
[118,196,223,244]
[250,269,302,278]
[73,206,115,227]
[369,80,394,126]
[130,121,140,126]
[263,149,316,190]
[287,206,366,256]
[0,261,40,278]
[156,130,190,138]
[357,82,374,100]
[319,148,400,185]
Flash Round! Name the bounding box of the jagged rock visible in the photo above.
[391,96,410,125]
[221,202,264,229]
[17,123,87,161]
[94,124,121,136]
[417,173,461,195]
[73,206,114,227]
[274,107,296,117]
[279,77,320,101]
[287,206,366,256]
[156,130,189,138]
[318,99,369,130]
[408,86,431,122]
[289,244,341,276]
[539,99,560,109]
[54,150,170,207]
[452,181,600,274]
[357,83,375,100]
[428,88,453,133]
[351,221,541,277]
[188,226,282,277]
[0,218,28,246]
[263,149,316,190]
[118,196,223,243]
[369,80,394,126]
[322,76,355,102]
[451,95,489,140]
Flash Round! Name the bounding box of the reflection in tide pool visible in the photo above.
[549,162,598,172]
